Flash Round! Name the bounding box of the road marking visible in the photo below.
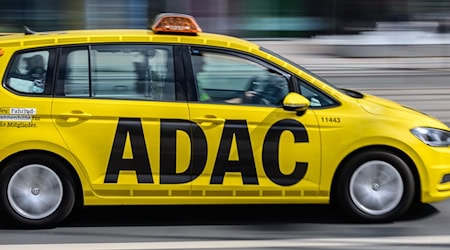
[1,235,450,249]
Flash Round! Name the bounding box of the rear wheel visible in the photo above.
[336,151,415,222]
[0,154,75,228]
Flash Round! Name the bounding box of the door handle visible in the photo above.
[59,111,92,120]
[193,115,225,126]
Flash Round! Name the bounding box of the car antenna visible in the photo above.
[24,26,36,35]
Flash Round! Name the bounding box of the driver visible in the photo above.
[192,53,251,104]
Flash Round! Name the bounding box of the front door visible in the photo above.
[186,47,321,202]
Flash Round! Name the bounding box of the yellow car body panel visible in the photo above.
[0,27,449,216]
[186,103,323,204]
[316,91,449,199]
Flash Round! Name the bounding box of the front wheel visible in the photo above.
[0,154,75,228]
[335,151,415,222]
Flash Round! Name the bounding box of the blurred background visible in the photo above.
[0,0,449,36]
[0,0,449,124]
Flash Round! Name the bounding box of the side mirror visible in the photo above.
[282,92,310,114]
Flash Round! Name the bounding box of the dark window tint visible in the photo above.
[191,49,289,106]
[57,44,176,101]
[57,46,89,97]
[298,79,338,108]
[4,49,55,95]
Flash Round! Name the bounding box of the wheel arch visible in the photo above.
[330,145,421,206]
[0,149,84,209]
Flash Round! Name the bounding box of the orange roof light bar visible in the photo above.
[151,13,202,34]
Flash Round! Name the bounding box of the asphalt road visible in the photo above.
[0,200,449,249]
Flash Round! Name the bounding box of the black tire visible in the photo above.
[335,150,415,222]
[0,153,75,228]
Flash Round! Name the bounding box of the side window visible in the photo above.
[91,45,175,101]
[58,44,175,101]
[298,80,338,108]
[4,49,54,95]
[191,49,289,106]
[57,47,90,97]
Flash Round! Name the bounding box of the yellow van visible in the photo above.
[0,13,448,228]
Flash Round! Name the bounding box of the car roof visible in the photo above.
[0,29,261,53]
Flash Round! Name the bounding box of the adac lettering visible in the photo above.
[105,118,152,183]
[105,118,309,186]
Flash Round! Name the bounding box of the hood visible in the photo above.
[357,92,448,129]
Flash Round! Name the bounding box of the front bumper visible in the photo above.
[420,147,450,203]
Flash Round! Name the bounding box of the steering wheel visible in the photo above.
[243,75,288,105]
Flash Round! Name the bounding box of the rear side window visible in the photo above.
[56,44,176,101]
[4,49,55,95]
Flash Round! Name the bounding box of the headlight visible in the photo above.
[411,127,450,147]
